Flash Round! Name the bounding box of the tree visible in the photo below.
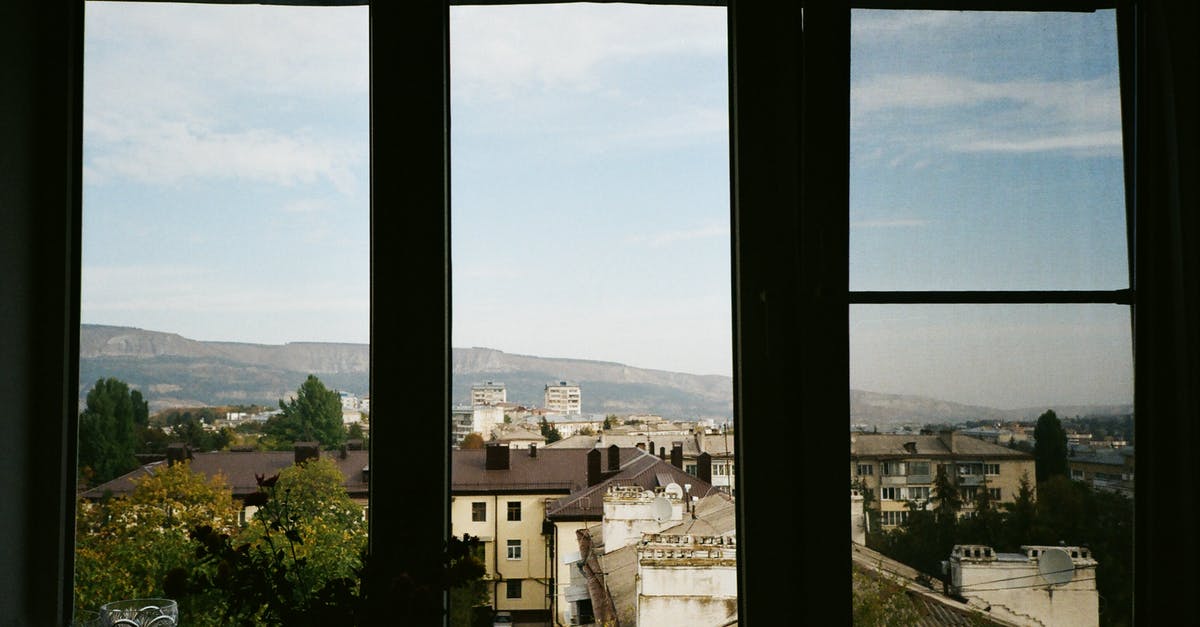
[603,415,617,430]
[1033,409,1069,482]
[539,416,562,444]
[460,432,484,449]
[265,375,345,449]
[131,389,149,427]
[78,377,141,485]
[74,461,240,624]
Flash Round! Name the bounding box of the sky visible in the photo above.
[81,3,1132,408]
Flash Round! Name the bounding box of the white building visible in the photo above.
[946,544,1099,627]
[544,381,581,415]
[471,381,506,406]
[636,533,738,627]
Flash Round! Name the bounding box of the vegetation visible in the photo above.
[851,568,922,626]
[603,414,617,430]
[78,377,143,485]
[264,375,345,449]
[539,416,562,443]
[460,432,485,449]
[1033,409,1069,482]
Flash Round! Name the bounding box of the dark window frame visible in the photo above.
[472,501,486,522]
[505,578,522,599]
[506,500,520,522]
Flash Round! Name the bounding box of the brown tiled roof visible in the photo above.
[851,434,1031,459]
[547,432,736,457]
[545,449,716,521]
[82,449,370,500]
[452,447,624,495]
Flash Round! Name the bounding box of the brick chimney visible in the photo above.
[670,442,683,469]
[939,430,957,454]
[587,448,602,486]
[698,451,712,484]
[166,443,190,466]
[649,440,656,457]
[294,442,319,465]
[529,443,537,457]
[485,442,510,470]
[607,444,620,472]
[659,446,666,460]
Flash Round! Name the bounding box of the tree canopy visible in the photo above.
[539,416,562,443]
[265,375,345,449]
[78,377,143,485]
[1033,409,1069,482]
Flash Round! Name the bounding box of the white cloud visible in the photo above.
[954,131,1124,154]
[626,224,729,248]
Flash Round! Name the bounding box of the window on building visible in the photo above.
[507,501,521,522]
[881,461,905,476]
[686,464,698,475]
[506,578,522,599]
[857,463,874,476]
[908,486,930,501]
[984,464,1000,476]
[472,502,486,522]
[507,539,522,560]
[908,462,929,477]
[988,488,1001,501]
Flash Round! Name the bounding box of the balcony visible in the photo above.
[906,474,932,485]
[957,475,984,486]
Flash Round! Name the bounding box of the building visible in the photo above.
[946,544,1099,627]
[547,426,737,495]
[472,381,507,406]
[544,381,582,415]
[850,431,1035,529]
[1068,446,1135,498]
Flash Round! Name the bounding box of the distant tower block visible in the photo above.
[544,380,581,415]
[471,381,506,406]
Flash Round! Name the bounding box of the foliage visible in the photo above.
[460,432,485,449]
[78,377,142,485]
[170,416,234,452]
[851,567,923,626]
[74,461,240,622]
[503,413,512,424]
[265,375,345,449]
[578,426,595,436]
[539,416,562,443]
[603,414,617,430]
[1033,409,1069,482]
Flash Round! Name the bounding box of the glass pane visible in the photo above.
[450,5,736,626]
[850,304,1133,626]
[850,10,1128,291]
[78,2,369,621]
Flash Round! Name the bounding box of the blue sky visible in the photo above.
[82,4,1131,407]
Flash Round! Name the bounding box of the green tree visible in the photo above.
[265,375,344,449]
[131,389,149,427]
[603,414,617,430]
[74,461,240,623]
[851,568,923,626]
[1033,409,1069,482]
[78,377,141,485]
[539,416,562,443]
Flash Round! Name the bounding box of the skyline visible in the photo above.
[82,4,1132,408]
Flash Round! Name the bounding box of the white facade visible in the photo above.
[472,381,507,406]
[473,404,505,439]
[636,534,738,627]
[544,381,582,415]
[947,544,1099,627]
[601,485,684,553]
[851,489,866,545]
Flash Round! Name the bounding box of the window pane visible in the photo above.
[850,304,1133,626]
[78,2,368,618]
[450,5,737,626]
[850,10,1127,291]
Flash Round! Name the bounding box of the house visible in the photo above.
[851,432,1035,528]
[1068,446,1135,498]
[547,426,738,495]
[946,544,1099,627]
[3,3,1198,624]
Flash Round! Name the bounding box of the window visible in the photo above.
[472,502,486,522]
[857,463,874,476]
[881,461,905,476]
[880,487,900,500]
[881,511,909,526]
[984,464,1000,476]
[988,488,1001,501]
[507,539,522,560]
[506,501,520,522]
[686,464,698,475]
[908,486,930,501]
[908,462,929,477]
[506,579,522,599]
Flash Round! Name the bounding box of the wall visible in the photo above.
[637,565,738,626]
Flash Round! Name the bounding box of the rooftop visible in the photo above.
[546,449,716,521]
[850,433,1032,459]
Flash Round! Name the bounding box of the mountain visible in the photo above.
[850,389,1133,427]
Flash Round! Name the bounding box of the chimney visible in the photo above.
[696,426,706,453]
[587,448,602,487]
[166,443,190,467]
[649,441,656,457]
[939,430,957,453]
[635,442,645,451]
[607,444,620,472]
[659,446,666,460]
[294,442,319,465]
[530,443,537,457]
[670,442,683,469]
[339,444,349,459]
[697,451,712,484]
[485,442,510,470]
[904,441,917,454]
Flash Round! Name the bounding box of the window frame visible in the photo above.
[472,501,486,522]
[506,538,522,561]
[506,500,520,522]
[505,578,522,599]
[6,1,1195,626]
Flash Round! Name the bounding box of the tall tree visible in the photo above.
[130,389,149,427]
[265,375,345,449]
[78,377,140,485]
[1033,409,1069,482]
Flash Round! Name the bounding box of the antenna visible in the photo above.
[651,496,672,522]
[1037,547,1076,586]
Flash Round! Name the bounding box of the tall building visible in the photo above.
[472,381,507,406]
[544,381,581,415]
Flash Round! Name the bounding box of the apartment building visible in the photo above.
[472,381,507,406]
[544,381,582,415]
[850,431,1035,529]
[1069,446,1135,498]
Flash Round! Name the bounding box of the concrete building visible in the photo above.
[544,381,582,415]
[472,381,507,406]
[1068,446,1135,498]
[636,532,738,627]
[946,544,1099,627]
[851,431,1035,529]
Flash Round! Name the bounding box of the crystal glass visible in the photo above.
[98,598,178,627]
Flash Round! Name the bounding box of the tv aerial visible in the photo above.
[1037,548,1076,586]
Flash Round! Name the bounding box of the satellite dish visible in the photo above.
[651,496,673,522]
[664,483,684,500]
[1037,548,1075,586]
